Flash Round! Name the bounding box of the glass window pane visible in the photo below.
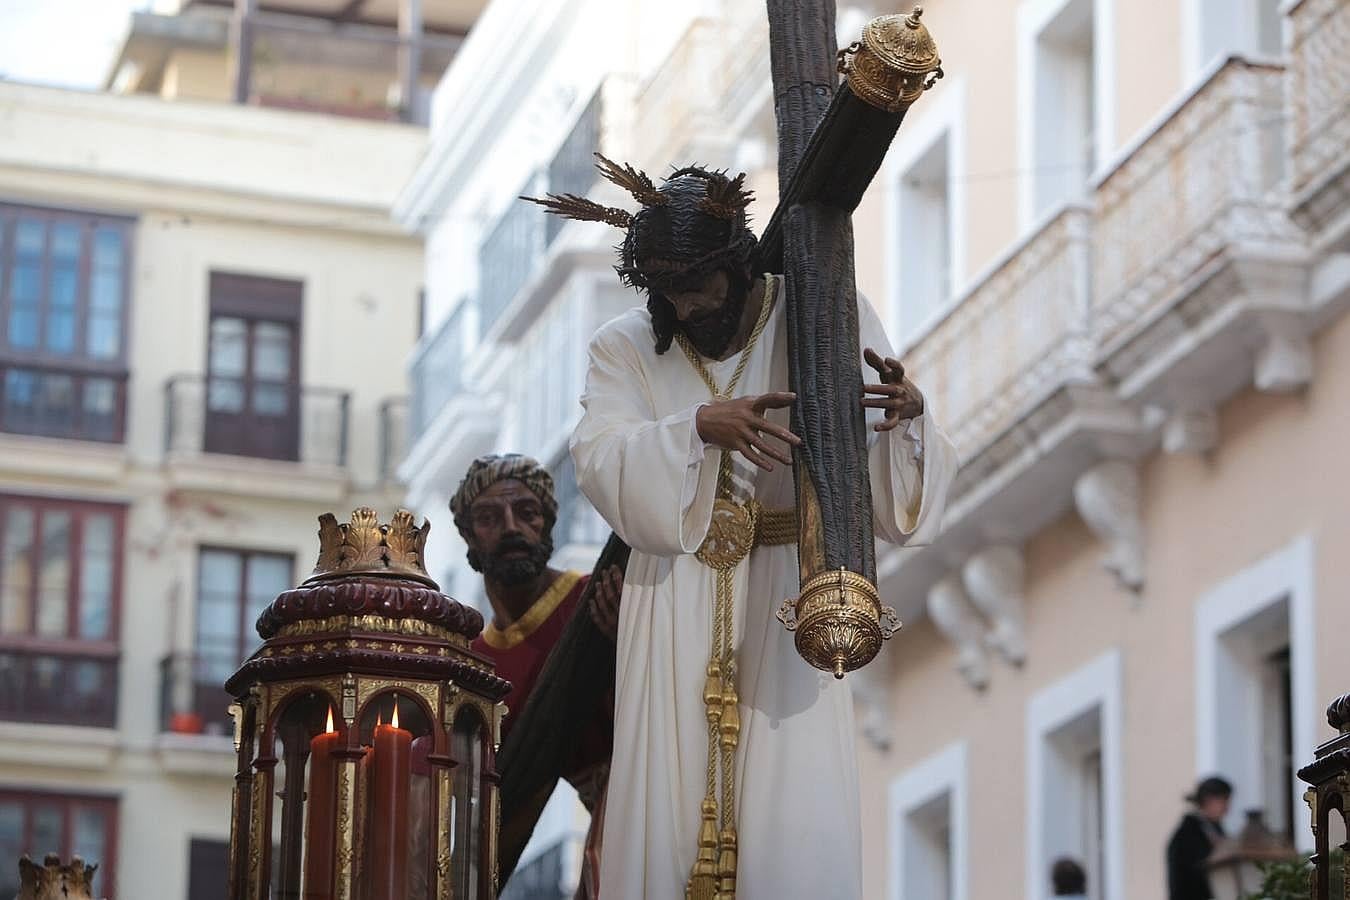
[79,514,114,640]
[243,555,290,656]
[71,805,108,896]
[82,378,118,442]
[0,507,34,635]
[86,309,121,360]
[0,802,20,899]
[36,511,71,638]
[92,227,123,270]
[9,220,44,351]
[30,804,62,859]
[196,550,242,679]
[14,219,43,255]
[209,318,248,378]
[50,223,80,261]
[252,322,292,381]
[251,382,289,416]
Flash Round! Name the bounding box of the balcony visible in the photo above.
[163,375,353,501]
[1287,0,1350,238]
[0,360,127,444]
[478,177,547,340]
[1092,59,1300,364]
[902,205,1094,464]
[0,643,118,729]
[156,653,238,775]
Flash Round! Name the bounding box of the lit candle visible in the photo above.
[304,707,338,899]
[370,699,411,900]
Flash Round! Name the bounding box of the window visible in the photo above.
[0,494,123,727]
[192,547,292,733]
[886,77,966,342]
[1026,651,1122,900]
[1195,536,1315,847]
[1188,0,1284,82]
[889,742,967,900]
[0,203,132,442]
[188,837,229,900]
[1022,0,1100,225]
[0,791,117,899]
[203,272,302,461]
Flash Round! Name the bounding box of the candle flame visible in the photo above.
[325,706,335,734]
[391,699,400,730]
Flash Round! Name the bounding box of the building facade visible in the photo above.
[399,0,1349,897]
[0,1,483,896]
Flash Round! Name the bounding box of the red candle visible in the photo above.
[370,700,411,900]
[304,708,339,899]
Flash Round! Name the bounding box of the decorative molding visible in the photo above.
[1073,460,1144,591]
[961,546,1027,666]
[1161,408,1218,455]
[925,574,991,690]
[1254,330,1314,393]
[888,741,969,900]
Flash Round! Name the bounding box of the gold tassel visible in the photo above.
[703,662,723,715]
[686,799,720,900]
[719,687,740,750]
[715,828,738,899]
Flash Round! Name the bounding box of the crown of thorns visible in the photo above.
[522,154,757,291]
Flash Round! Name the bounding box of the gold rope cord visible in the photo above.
[679,276,776,900]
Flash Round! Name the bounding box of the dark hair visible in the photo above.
[1186,775,1234,805]
[1051,858,1087,895]
[645,265,753,355]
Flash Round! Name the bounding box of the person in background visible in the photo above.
[1167,775,1233,900]
[1051,857,1088,899]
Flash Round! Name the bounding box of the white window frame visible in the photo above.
[1182,0,1287,89]
[883,75,968,349]
[1025,649,1124,900]
[1195,534,1316,847]
[1016,0,1118,233]
[888,741,968,900]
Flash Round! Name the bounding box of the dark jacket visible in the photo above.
[1167,812,1225,900]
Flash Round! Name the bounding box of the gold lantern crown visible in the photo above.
[305,507,435,587]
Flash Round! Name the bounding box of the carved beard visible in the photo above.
[468,532,554,585]
[677,277,749,360]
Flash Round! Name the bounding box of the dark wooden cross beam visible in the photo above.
[764,1,941,676]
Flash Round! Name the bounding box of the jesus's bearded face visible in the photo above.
[649,266,752,360]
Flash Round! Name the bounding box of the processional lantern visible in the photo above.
[1299,692,1350,899]
[224,508,510,900]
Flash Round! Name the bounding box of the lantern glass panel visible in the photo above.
[450,705,487,899]
[269,690,336,899]
[357,691,434,900]
[1328,805,1346,896]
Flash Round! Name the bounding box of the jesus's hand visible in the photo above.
[695,391,802,471]
[862,348,925,432]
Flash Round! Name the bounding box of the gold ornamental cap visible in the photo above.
[863,7,941,76]
[304,507,437,588]
[839,6,944,113]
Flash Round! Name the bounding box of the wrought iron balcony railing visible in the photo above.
[1287,0,1349,203]
[477,174,547,339]
[164,375,350,467]
[379,396,409,484]
[159,652,239,738]
[0,642,118,728]
[0,359,127,444]
[409,300,469,443]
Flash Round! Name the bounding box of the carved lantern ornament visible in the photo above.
[224,509,510,900]
[1299,693,1350,899]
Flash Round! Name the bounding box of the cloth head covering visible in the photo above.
[450,453,557,538]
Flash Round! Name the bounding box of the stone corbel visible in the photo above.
[1073,460,1145,591]
[926,574,991,690]
[962,546,1027,667]
[1161,407,1218,455]
[1255,330,1313,393]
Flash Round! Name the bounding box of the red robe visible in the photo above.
[471,570,612,898]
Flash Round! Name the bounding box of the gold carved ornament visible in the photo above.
[308,507,437,587]
[837,6,943,114]
[674,275,779,900]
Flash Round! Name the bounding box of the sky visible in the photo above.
[0,0,154,90]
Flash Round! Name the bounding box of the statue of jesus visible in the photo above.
[536,159,956,899]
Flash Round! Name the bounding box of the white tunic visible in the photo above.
[570,279,957,900]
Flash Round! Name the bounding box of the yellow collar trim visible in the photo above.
[482,570,583,650]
